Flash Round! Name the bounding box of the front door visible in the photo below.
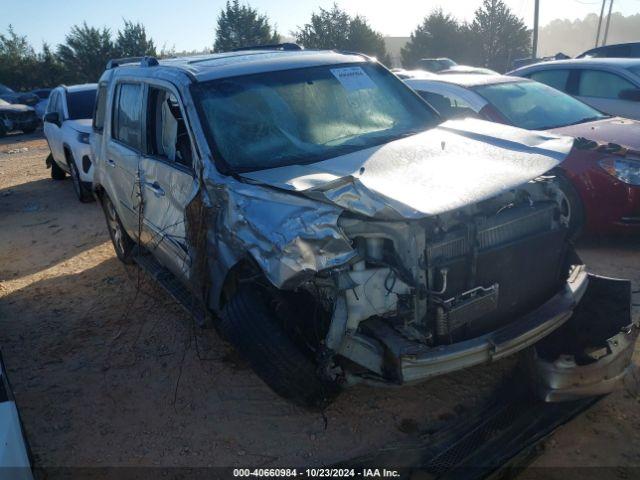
[43,90,65,165]
[139,85,198,281]
[575,69,640,120]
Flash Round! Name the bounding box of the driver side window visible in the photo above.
[146,86,193,169]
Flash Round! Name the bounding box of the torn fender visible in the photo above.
[211,181,355,289]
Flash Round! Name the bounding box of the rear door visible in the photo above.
[574,68,640,119]
[104,81,145,237]
[44,90,65,165]
[139,83,198,281]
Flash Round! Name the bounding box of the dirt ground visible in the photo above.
[1,132,639,477]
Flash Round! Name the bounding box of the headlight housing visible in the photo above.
[77,131,90,144]
[598,157,640,186]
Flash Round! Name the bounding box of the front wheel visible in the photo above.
[220,286,339,409]
[101,194,135,264]
[49,154,66,180]
[555,173,585,241]
[67,153,93,203]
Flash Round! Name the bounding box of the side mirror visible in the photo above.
[618,88,640,102]
[44,111,59,124]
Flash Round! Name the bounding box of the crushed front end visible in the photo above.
[304,176,596,386]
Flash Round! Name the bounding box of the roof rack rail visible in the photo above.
[231,43,302,52]
[106,56,159,70]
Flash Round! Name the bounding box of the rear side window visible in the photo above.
[528,69,570,92]
[577,70,635,99]
[93,84,108,131]
[112,83,143,150]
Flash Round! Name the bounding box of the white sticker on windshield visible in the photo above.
[330,67,376,92]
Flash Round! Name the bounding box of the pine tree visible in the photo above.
[295,4,389,64]
[213,0,280,52]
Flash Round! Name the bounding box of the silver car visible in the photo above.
[91,48,636,407]
[509,58,640,120]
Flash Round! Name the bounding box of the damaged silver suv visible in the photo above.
[92,47,638,407]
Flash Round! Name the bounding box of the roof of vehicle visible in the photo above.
[579,41,640,55]
[109,50,369,83]
[62,83,98,93]
[511,57,640,72]
[407,74,525,88]
[438,66,499,75]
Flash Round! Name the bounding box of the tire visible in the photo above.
[66,152,93,203]
[22,126,36,134]
[555,173,585,241]
[0,124,6,138]
[220,286,339,408]
[101,194,135,264]
[49,154,66,180]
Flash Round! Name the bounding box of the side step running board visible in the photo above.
[133,251,208,328]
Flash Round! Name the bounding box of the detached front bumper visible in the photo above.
[528,275,638,402]
[399,264,590,384]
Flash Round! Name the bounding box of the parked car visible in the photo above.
[31,88,52,119]
[439,65,498,75]
[391,68,438,80]
[0,83,39,106]
[404,73,640,235]
[577,42,640,59]
[415,57,457,72]
[43,84,98,202]
[0,99,39,137]
[508,58,640,120]
[0,351,34,480]
[91,50,636,407]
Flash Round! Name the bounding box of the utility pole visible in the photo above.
[595,0,606,47]
[603,0,614,46]
[532,0,540,59]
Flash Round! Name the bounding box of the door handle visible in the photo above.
[106,158,116,168]
[144,181,165,197]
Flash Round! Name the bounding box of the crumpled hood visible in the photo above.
[66,118,92,133]
[548,117,640,151]
[242,118,574,219]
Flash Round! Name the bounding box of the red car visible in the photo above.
[405,74,640,236]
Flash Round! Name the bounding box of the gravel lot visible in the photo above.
[1,132,639,477]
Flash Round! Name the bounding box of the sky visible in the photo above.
[4,0,640,52]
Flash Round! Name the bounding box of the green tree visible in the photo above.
[295,4,389,64]
[56,22,115,83]
[468,0,531,72]
[115,20,157,57]
[213,0,280,52]
[0,25,38,90]
[401,9,465,68]
[35,43,66,88]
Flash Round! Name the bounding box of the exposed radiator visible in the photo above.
[426,203,556,264]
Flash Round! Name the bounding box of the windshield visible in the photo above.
[473,80,607,130]
[66,89,97,120]
[193,63,438,172]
